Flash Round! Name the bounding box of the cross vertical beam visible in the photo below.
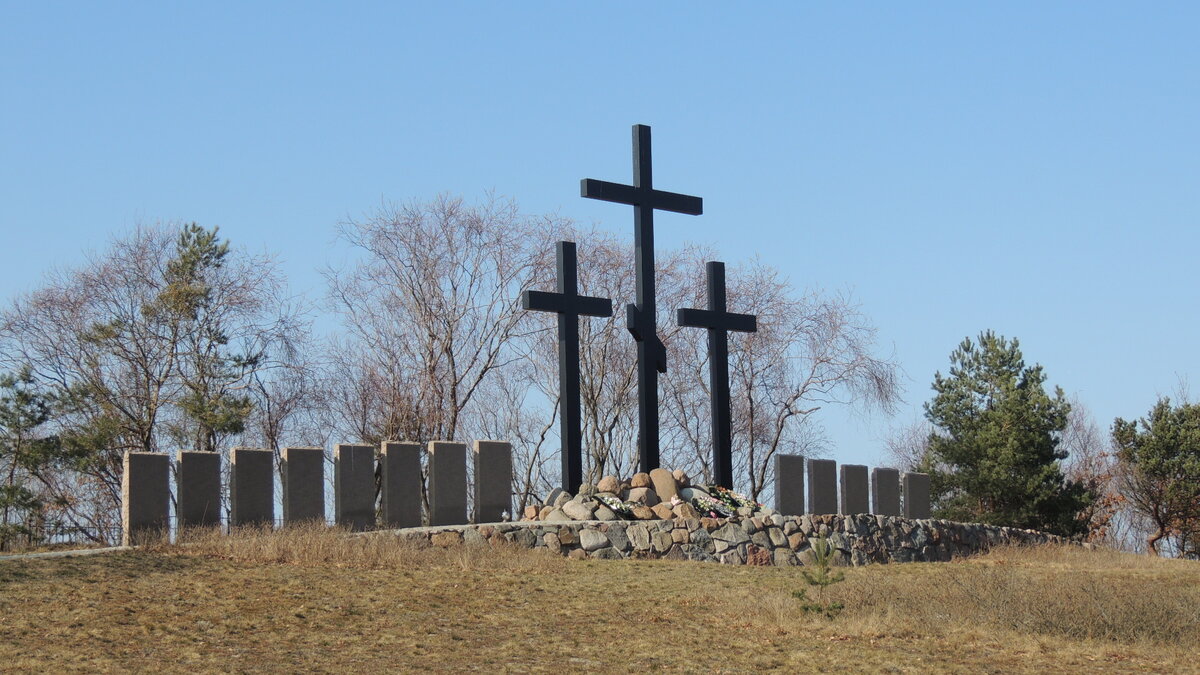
[677,261,757,489]
[582,124,703,473]
[521,241,613,493]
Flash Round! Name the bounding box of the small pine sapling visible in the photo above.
[792,536,846,619]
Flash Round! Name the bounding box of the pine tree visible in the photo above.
[921,331,1090,535]
[1113,398,1200,556]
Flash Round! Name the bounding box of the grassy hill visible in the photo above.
[1,527,1197,673]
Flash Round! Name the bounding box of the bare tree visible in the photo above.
[1060,398,1123,545]
[325,195,562,519]
[882,420,933,473]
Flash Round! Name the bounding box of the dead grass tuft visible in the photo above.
[727,543,1200,648]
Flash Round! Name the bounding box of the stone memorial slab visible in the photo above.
[282,447,325,525]
[230,447,274,528]
[177,450,221,529]
[773,454,805,516]
[380,441,422,528]
[839,464,869,515]
[871,467,901,516]
[335,444,376,531]
[429,441,467,526]
[473,440,512,523]
[122,451,170,546]
[807,458,837,515]
[903,471,931,520]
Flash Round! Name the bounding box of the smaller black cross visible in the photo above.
[677,261,757,490]
[521,241,613,494]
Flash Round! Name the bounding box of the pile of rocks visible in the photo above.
[521,468,760,523]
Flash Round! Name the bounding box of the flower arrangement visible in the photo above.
[705,484,763,515]
[689,492,734,519]
[596,493,636,518]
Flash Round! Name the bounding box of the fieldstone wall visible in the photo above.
[386,512,1075,566]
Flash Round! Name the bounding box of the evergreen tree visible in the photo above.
[1112,398,1200,556]
[0,368,60,550]
[921,331,1090,535]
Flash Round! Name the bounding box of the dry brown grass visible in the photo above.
[1,527,1197,673]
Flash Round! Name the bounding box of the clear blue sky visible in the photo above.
[3,3,1197,469]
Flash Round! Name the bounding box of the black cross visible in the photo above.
[581,124,703,473]
[521,241,613,493]
[677,261,757,489]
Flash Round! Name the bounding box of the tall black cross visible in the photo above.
[521,241,613,493]
[581,124,703,472]
[677,261,757,489]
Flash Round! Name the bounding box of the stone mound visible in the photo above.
[521,470,767,523]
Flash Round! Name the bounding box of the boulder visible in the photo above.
[651,503,675,520]
[678,486,709,501]
[579,528,610,552]
[594,505,618,521]
[567,548,587,560]
[672,503,700,520]
[597,475,621,494]
[631,505,655,520]
[649,468,679,501]
[553,491,572,508]
[523,505,540,521]
[590,546,622,560]
[626,487,660,506]
[557,528,578,546]
[630,472,652,488]
[627,524,651,550]
[562,500,597,521]
[606,525,631,551]
[651,530,674,553]
[711,523,751,547]
[542,507,570,522]
[544,488,563,506]
[672,469,690,488]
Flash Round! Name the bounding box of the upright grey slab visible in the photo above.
[807,458,837,515]
[473,440,512,523]
[282,447,325,525]
[380,441,422,528]
[230,447,274,528]
[839,464,869,515]
[177,451,221,529]
[773,454,805,516]
[903,471,931,520]
[429,441,467,526]
[121,451,170,546]
[334,444,376,531]
[871,467,901,516]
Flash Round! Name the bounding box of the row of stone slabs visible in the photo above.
[774,456,930,521]
[121,441,512,546]
[123,444,931,547]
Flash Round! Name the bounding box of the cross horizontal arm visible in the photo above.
[580,179,703,216]
[522,290,613,318]
[676,308,757,333]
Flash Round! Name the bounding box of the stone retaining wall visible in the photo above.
[384,512,1075,566]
